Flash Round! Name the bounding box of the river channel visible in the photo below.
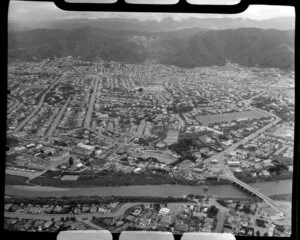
[5,179,292,199]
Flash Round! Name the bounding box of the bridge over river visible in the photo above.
[201,82,284,214]
[227,176,281,213]
[208,108,283,215]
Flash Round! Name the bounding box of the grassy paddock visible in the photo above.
[269,193,292,201]
[29,171,199,187]
[5,174,29,185]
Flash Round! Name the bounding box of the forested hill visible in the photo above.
[8,27,294,69]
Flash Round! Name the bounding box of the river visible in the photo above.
[5,179,292,199]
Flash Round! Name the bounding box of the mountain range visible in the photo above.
[8,20,294,69]
[9,17,295,32]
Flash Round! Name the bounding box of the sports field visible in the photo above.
[163,129,179,146]
[196,110,269,126]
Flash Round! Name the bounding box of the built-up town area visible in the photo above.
[5,57,294,236]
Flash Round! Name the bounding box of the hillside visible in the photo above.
[162,28,294,68]
[8,27,294,69]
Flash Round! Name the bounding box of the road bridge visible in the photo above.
[204,95,283,215]
[227,176,281,213]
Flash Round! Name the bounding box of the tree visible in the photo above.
[269,163,288,174]
[235,202,240,211]
[69,157,74,166]
[219,135,229,141]
[242,205,251,214]
[216,199,226,207]
[207,205,219,218]
[138,88,143,93]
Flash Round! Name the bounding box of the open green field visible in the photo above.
[29,171,198,188]
[270,193,292,201]
[163,129,179,146]
[196,110,269,126]
[5,174,29,186]
[5,153,19,163]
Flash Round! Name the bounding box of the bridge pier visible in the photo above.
[231,180,262,200]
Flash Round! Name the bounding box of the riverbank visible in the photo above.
[5,179,292,199]
[5,174,30,186]
[4,195,195,206]
[6,168,293,189]
[234,173,293,184]
[269,193,292,201]
[29,173,198,187]
[6,173,293,201]
[6,172,231,188]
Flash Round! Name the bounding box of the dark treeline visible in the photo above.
[4,195,195,206]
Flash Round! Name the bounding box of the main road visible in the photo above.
[7,95,22,116]
[84,75,99,129]
[175,114,186,129]
[135,119,146,138]
[45,97,71,137]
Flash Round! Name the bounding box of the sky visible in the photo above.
[8,0,295,22]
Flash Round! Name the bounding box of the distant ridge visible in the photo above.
[8,16,295,32]
[8,27,294,69]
